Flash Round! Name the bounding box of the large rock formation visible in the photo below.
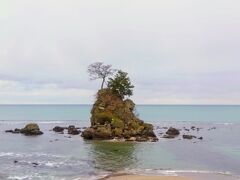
[82,89,158,142]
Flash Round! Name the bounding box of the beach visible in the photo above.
[104,175,192,180]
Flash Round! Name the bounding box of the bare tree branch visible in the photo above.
[87,62,116,89]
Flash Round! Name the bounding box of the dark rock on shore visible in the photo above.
[183,134,197,139]
[82,89,158,142]
[6,123,43,136]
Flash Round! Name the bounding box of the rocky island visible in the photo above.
[82,63,158,142]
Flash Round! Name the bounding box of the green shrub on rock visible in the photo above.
[94,112,113,125]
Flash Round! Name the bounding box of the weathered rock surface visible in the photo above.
[82,89,158,142]
[6,123,43,136]
[20,123,43,135]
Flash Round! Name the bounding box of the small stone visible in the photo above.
[126,137,136,141]
[5,130,14,133]
[32,162,39,166]
[183,135,196,139]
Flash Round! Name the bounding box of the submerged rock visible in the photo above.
[162,134,176,139]
[5,128,21,134]
[82,89,158,142]
[198,136,203,140]
[183,134,197,139]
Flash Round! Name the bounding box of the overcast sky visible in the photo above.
[0,0,240,104]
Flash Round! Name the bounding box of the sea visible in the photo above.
[0,105,240,180]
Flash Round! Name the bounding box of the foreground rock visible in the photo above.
[6,123,43,136]
[82,89,158,142]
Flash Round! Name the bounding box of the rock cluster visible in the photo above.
[5,123,43,136]
[82,89,158,142]
[52,125,81,135]
[161,126,203,141]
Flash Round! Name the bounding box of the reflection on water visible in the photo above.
[88,141,137,172]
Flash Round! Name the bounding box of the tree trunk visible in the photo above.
[101,78,105,89]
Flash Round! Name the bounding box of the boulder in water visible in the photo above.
[20,123,43,135]
[82,89,158,142]
[53,126,65,133]
[166,127,180,136]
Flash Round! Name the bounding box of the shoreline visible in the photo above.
[100,171,240,180]
[101,173,192,180]
[106,176,191,180]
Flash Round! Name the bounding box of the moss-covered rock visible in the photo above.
[94,126,112,139]
[94,112,113,125]
[111,118,124,129]
[113,128,123,137]
[20,123,43,136]
[82,88,158,142]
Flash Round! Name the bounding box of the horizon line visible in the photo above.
[0,103,240,106]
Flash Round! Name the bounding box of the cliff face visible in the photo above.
[82,89,158,142]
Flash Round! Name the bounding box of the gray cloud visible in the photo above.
[0,0,240,104]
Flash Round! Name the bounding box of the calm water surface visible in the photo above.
[0,105,240,180]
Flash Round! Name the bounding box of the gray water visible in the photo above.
[0,105,240,179]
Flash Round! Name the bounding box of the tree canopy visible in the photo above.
[107,70,134,98]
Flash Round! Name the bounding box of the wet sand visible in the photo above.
[104,174,193,180]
